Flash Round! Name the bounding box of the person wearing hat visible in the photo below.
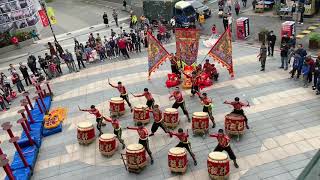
[224,97,250,129]
[169,87,191,122]
[127,122,154,164]
[210,129,239,168]
[104,115,126,149]
[196,92,216,128]
[132,88,155,109]
[169,128,197,166]
[108,79,132,109]
[79,105,105,136]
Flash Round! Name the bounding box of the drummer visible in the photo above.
[196,92,216,128]
[79,105,104,136]
[209,129,239,168]
[169,128,197,166]
[169,87,191,122]
[103,115,126,149]
[127,122,154,164]
[108,79,132,110]
[132,88,155,109]
[224,97,250,129]
[146,104,168,136]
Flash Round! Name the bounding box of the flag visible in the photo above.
[175,28,200,67]
[208,28,234,77]
[38,9,49,27]
[147,31,170,79]
[47,7,57,24]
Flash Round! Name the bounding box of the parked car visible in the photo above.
[186,0,211,18]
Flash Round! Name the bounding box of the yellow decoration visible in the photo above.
[47,7,57,24]
[44,107,67,129]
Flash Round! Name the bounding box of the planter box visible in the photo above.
[0,39,34,55]
[309,39,320,49]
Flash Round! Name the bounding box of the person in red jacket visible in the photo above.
[103,115,126,149]
[197,92,215,128]
[224,97,250,129]
[108,79,132,109]
[147,104,168,136]
[132,88,155,109]
[127,122,154,164]
[210,129,239,168]
[169,128,197,166]
[117,37,130,59]
[169,87,191,122]
[79,105,104,136]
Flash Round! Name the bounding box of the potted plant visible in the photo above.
[309,33,320,49]
[258,28,269,43]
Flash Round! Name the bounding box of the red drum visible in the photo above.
[99,133,117,156]
[133,105,150,124]
[168,147,188,173]
[207,152,230,179]
[109,97,125,116]
[126,144,147,171]
[163,108,179,129]
[77,121,95,145]
[225,113,245,135]
[192,112,209,134]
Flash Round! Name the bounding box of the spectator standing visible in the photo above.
[313,56,320,90]
[55,41,64,57]
[19,63,32,86]
[267,31,276,56]
[75,47,86,69]
[65,49,78,72]
[306,56,315,83]
[258,42,267,71]
[235,1,240,16]
[112,9,119,27]
[123,0,127,11]
[252,0,257,10]
[135,31,142,53]
[52,55,63,75]
[298,3,305,24]
[27,55,38,75]
[280,43,289,70]
[302,61,310,87]
[118,37,130,59]
[103,12,109,27]
[291,54,303,79]
[48,42,57,56]
[11,72,25,93]
[222,14,228,30]
[242,0,247,7]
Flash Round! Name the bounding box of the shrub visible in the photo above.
[309,33,320,42]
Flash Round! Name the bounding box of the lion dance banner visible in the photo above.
[147,31,170,79]
[175,28,200,67]
[207,28,234,78]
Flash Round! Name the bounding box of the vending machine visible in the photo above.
[281,21,296,38]
[236,17,250,40]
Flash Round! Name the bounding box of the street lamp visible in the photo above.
[39,0,58,42]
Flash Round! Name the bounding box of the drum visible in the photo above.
[77,121,95,145]
[207,152,230,179]
[126,144,147,171]
[163,108,179,129]
[225,113,245,135]
[133,105,150,124]
[109,97,125,116]
[99,133,117,156]
[192,112,209,134]
[168,147,188,173]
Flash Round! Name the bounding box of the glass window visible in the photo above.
[183,6,195,16]
[175,8,183,15]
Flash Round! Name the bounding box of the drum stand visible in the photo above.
[120,153,145,173]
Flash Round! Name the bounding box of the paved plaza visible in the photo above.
[0,36,319,180]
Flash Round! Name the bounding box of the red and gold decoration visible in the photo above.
[207,152,230,179]
[165,73,181,88]
[109,97,125,116]
[38,9,49,27]
[225,113,245,135]
[99,133,118,156]
[163,108,179,129]
[44,107,67,129]
[207,28,234,78]
[182,65,195,89]
[168,147,188,173]
[147,31,170,79]
[126,144,147,171]
[133,105,150,124]
[192,112,209,134]
[77,121,95,145]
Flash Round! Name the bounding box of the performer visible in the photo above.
[209,129,239,168]
[169,128,197,166]
[108,79,132,109]
[169,53,181,78]
[103,115,126,149]
[79,105,104,136]
[196,92,216,128]
[182,70,201,97]
[169,87,191,122]
[147,104,168,136]
[127,122,154,164]
[224,97,250,129]
[132,88,155,109]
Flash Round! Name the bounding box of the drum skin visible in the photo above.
[207,152,230,179]
[77,121,95,145]
[133,105,150,124]
[99,133,117,156]
[109,97,125,115]
[168,147,188,173]
[192,112,209,134]
[164,108,179,129]
[225,113,245,135]
[126,144,147,169]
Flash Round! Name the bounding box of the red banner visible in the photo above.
[175,28,200,66]
[38,9,49,27]
[147,31,170,79]
[208,28,234,77]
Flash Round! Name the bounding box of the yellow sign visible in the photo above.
[47,7,57,24]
